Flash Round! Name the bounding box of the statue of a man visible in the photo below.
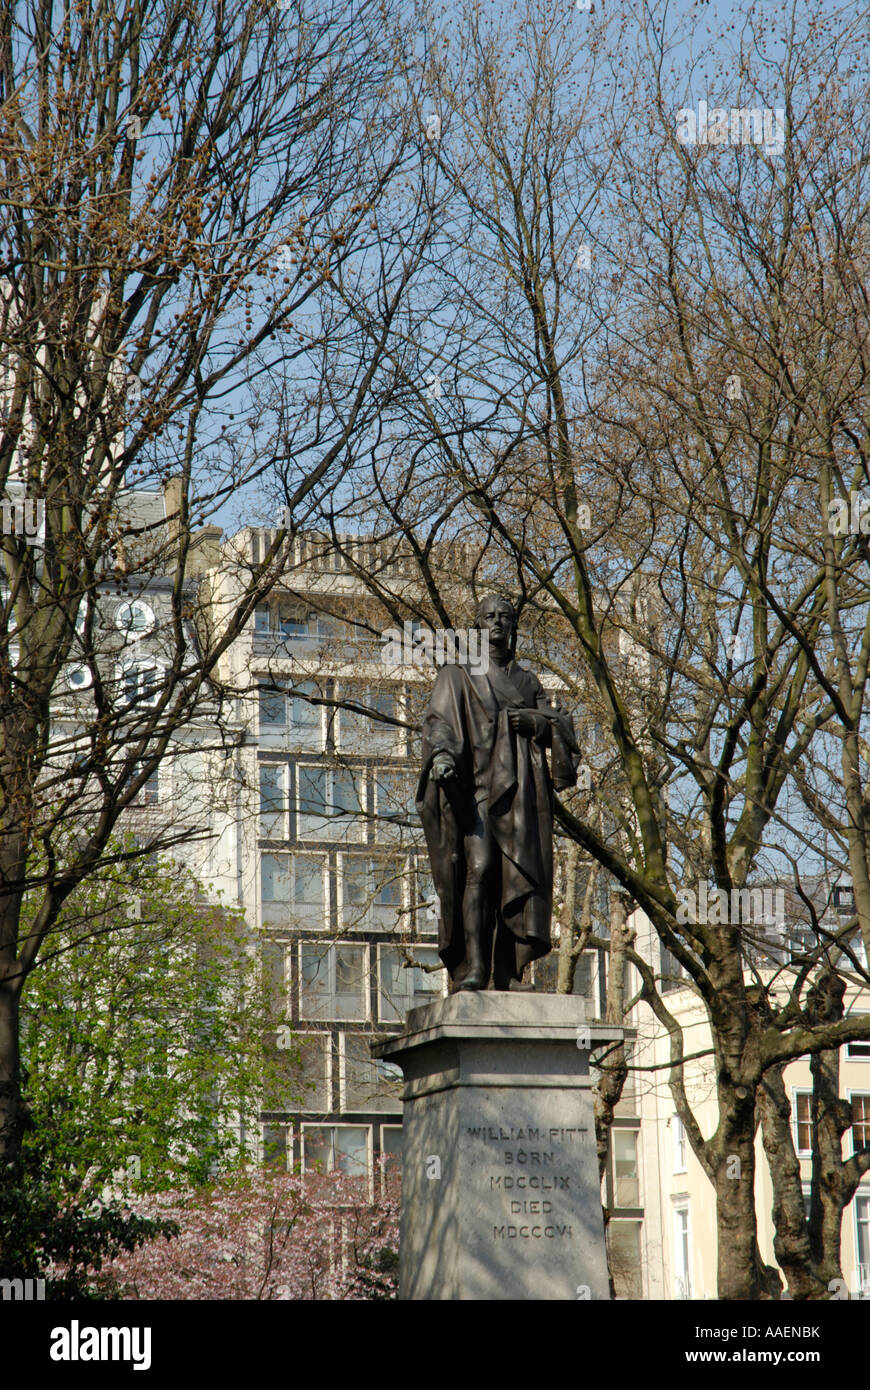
[416,595,580,991]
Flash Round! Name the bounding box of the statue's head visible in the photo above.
[473,594,518,656]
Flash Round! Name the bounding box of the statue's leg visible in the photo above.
[457,807,495,990]
[492,926,536,990]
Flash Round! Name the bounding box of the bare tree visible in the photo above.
[0,0,418,1174]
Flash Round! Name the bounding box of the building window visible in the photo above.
[118,658,164,707]
[415,866,441,933]
[833,883,855,914]
[302,1124,370,1177]
[341,1034,403,1113]
[852,1095,870,1152]
[262,1125,290,1170]
[297,765,363,840]
[611,1128,640,1208]
[674,1205,692,1299]
[259,683,286,728]
[276,1032,331,1113]
[115,599,155,636]
[673,1116,687,1174]
[259,764,285,837]
[260,854,325,927]
[793,1091,813,1155]
[380,1125,402,1178]
[374,769,416,840]
[607,1220,643,1300]
[378,945,444,1023]
[337,686,400,753]
[130,762,159,806]
[847,1041,870,1060]
[856,1196,870,1293]
[299,942,368,1021]
[261,940,288,1017]
[66,663,94,692]
[340,857,404,932]
[257,681,323,747]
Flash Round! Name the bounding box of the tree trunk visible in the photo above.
[715,1089,762,1299]
[758,1064,828,1297]
[0,972,21,1176]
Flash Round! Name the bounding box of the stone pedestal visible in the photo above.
[373,993,628,1301]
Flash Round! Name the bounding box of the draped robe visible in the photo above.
[416,659,581,981]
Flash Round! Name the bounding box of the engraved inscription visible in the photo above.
[465,1124,588,1241]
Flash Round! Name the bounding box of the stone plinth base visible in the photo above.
[373,993,627,1301]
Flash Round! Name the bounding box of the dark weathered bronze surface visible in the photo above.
[416,596,580,991]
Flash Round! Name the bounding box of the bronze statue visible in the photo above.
[416,596,580,991]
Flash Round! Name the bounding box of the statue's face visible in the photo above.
[475,596,516,649]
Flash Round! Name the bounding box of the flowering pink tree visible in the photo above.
[97,1166,400,1300]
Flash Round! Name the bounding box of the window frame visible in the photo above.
[377,943,445,1023]
[296,763,364,841]
[792,1088,813,1156]
[116,655,165,708]
[260,852,327,929]
[339,1032,403,1114]
[847,1091,870,1154]
[300,1123,372,1180]
[673,1201,692,1300]
[297,940,370,1023]
[114,598,156,637]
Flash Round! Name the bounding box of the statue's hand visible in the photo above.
[431,753,458,783]
[508,709,549,739]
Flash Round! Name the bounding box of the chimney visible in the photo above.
[162,476,184,545]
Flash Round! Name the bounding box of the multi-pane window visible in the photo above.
[852,1095,870,1152]
[607,1220,643,1300]
[261,940,288,1017]
[414,867,440,932]
[299,942,368,1021]
[263,1027,330,1113]
[261,854,325,927]
[856,1196,870,1285]
[374,769,416,840]
[673,1116,687,1173]
[258,683,286,728]
[612,1129,640,1208]
[341,1034,403,1113]
[262,1124,289,1170]
[378,945,444,1022]
[115,599,155,636]
[380,1125,402,1177]
[118,658,163,707]
[794,1091,813,1154]
[302,1124,370,1177]
[338,687,400,753]
[281,1032,331,1113]
[297,765,362,840]
[258,681,322,748]
[674,1206,691,1299]
[259,764,285,836]
[130,762,159,806]
[341,857,403,932]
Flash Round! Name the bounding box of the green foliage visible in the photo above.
[19,838,305,1199]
